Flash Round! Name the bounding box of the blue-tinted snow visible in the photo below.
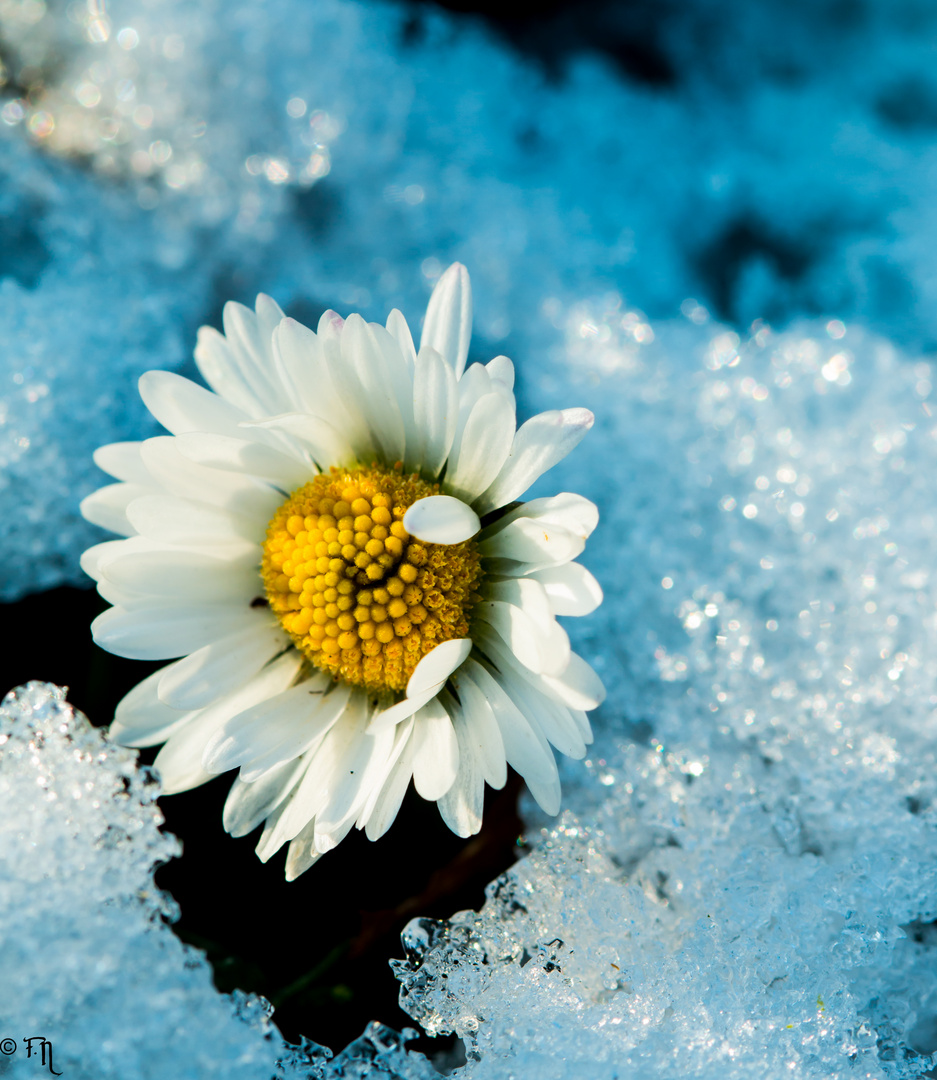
[4,0,937,595]
[395,311,937,1078]
[0,682,438,1079]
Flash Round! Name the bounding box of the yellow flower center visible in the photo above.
[261,464,484,693]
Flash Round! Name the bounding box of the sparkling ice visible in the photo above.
[0,683,435,1079]
[393,313,937,1078]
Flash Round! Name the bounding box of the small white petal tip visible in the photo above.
[406,637,472,697]
[403,495,480,545]
[367,638,472,734]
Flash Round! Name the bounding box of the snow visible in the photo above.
[0,681,436,1079]
[394,311,937,1078]
[5,0,937,597]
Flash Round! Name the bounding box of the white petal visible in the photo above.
[411,699,460,800]
[485,355,515,390]
[175,432,313,491]
[497,665,587,759]
[529,562,603,616]
[81,540,119,582]
[255,796,297,862]
[221,300,287,415]
[444,391,516,502]
[81,537,158,582]
[386,308,417,370]
[111,665,196,748]
[453,667,507,788]
[139,437,282,520]
[540,651,606,712]
[473,600,543,673]
[453,359,493,411]
[461,659,560,812]
[314,717,396,836]
[570,709,594,744]
[151,716,224,795]
[363,718,418,841]
[541,618,572,670]
[484,576,553,627]
[241,412,355,470]
[125,495,260,555]
[436,782,483,837]
[93,442,151,484]
[111,711,194,751]
[192,294,288,419]
[474,409,594,515]
[473,619,602,719]
[95,577,139,609]
[277,315,370,450]
[480,516,585,572]
[284,819,328,880]
[138,370,250,437]
[267,694,371,846]
[537,493,599,537]
[341,315,408,464]
[194,326,260,416]
[81,483,152,536]
[365,689,433,733]
[157,621,288,710]
[420,263,472,378]
[524,763,561,816]
[503,492,600,537]
[411,345,457,478]
[254,293,287,345]
[355,716,414,831]
[203,677,348,779]
[92,602,262,660]
[372,321,418,462]
[482,492,599,541]
[152,734,218,794]
[223,758,305,838]
[436,709,485,838]
[311,817,358,858]
[409,637,473,697]
[269,316,323,412]
[403,496,480,545]
[474,600,569,675]
[153,651,303,794]
[100,548,259,604]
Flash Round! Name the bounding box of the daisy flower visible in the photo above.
[81,264,604,879]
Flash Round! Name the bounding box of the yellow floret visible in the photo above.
[261,464,483,692]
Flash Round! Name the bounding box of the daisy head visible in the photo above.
[81,264,604,879]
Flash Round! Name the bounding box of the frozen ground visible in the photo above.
[3,0,937,1077]
[395,311,937,1077]
[0,682,438,1079]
